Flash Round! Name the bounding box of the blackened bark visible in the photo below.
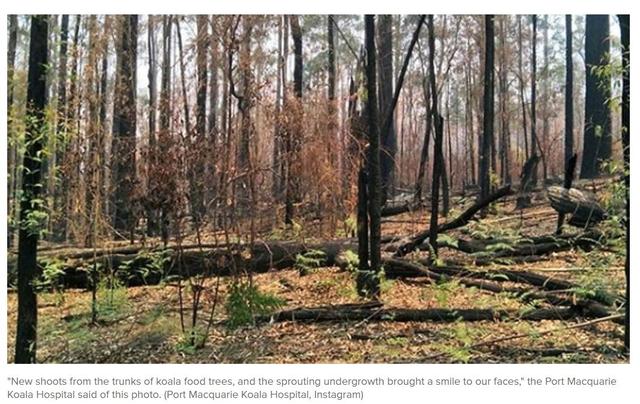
[618,13,630,352]
[236,20,254,214]
[555,153,577,234]
[377,15,396,203]
[148,16,157,146]
[327,15,336,102]
[272,16,284,199]
[327,15,338,197]
[83,16,101,248]
[531,15,538,187]
[517,16,529,160]
[357,15,382,298]
[542,15,550,182]
[112,15,138,236]
[57,15,69,129]
[60,15,81,242]
[285,15,302,225]
[15,14,48,364]
[480,15,494,202]
[427,15,442,256]
[498,16,511,185]
[415,76,432,200]
[190,15,208,223]
[565,15,574,169]
[464,64,476,186]
[580,15,611,179]
[160,16,172,136]
[196,16,208,138]
[429,114,444,256]
[208,16,219,137]
[357,168,369,276]
[291,16,303,99]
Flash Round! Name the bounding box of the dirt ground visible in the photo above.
[6,197,628,364]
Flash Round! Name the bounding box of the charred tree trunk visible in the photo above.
[479,15,494,204]
[285,15,302,225]
[111,15,138,237]
[516,155,539,209]
[272,16,284,199]
[357,15,382,298]
[50,15,69,241]
[328,15,336,106]
[530,15,539,187]
[60,15,81,242]
[357,167,370,277]
[498,16,511,185]
[618,13,630,352]
[565,15,574,172]
[15,14,48,364]
[580,15,611,179]
[233,19,254,214]
[377,15,396,203]
[517,16,529,161]
[196,16,208,139]
[154,15,172,244]
[146,15,158,236]
[429,114,444,256]
[464,61,476,187]
[84,16,102,248]
[191,15,208,223]
[555,154,578,234]
[542,15,550,182]
[147,15,157,157]
[414,76,432,200]
[427,15,443,256]
[327,15,338,209]
[208,17,219,137]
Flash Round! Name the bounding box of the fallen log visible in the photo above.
[256,304,599,325]
[393,185,513,257]
[452,231,601,257]
[547,186,606,227]
[384,258,617,309]
[419,263,575,292]
[381,200,425,217]
[8,239,359,290]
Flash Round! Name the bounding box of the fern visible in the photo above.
[225,283,285,329]
[294,249,327,275]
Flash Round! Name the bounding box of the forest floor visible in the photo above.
[6,193,628,364]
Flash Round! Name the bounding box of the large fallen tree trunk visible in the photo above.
[29,228,597,289]
[11,230,609,304]
[392,185,512,257]
[256,304,607,325]
[8,239,360,289]
[452,231,601,257]
[382,258,617,309]
[547,186,607,227]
